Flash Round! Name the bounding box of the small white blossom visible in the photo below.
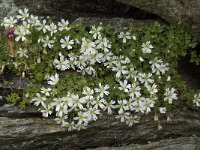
[17,48,29,58]
[146,83,158,95]
[14,27,27,41]
[48,73,59,85]
[40,36,54,48]
[118,31,131,43]
[17,8,29,21]
[103,100,116,114]
[141,41,153,53]
[28,15,39,26]
[159,107,166,113]
[95,83,109,98]
[89,25,102,39]
[36,19,48,33]
[193,93,200,107]
[60,36,74,50]
[41,105,52,117]
[41,87,52,97]
[115,111,130,122]
[129,83,141,98]
[1,17,17,28]
[46,23,57,36]
[53,54,70,71]
[118,80,131,93]
[31,93,46,107]
[58,19,70,31]
[164,87,178,104]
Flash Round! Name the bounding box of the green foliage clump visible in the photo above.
[1,8,200,131]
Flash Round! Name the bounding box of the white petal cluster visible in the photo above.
[193,93,200,107]
[141,41,153,53]
[164,87,178,104]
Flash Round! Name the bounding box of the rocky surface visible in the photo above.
[1,102,200,150]
[87,137,200,150]
[0,0,159,21]
[117,0,200,41]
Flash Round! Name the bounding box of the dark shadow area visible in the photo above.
[178,53,200,89]
[14,0,164,22]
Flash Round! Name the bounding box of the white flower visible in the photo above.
[86,107,100,121]
[64,121,77,131]
[46,23,57,36]
[95,83,109,98]
[167,76,171,82]
[82,87,94,100]
[118,31,131,43]
[164,87,178,104]
[118,80,131,93]
[51,97,63,112]
[40,36,54,48]
[91,96,105,109]
[75,55,87,69]
[48,73,59,85]
[95,36,111,52]
[103,100,116,114]
[1,17,17,28]
[126,67,138,80]
[73,111,89,125]
[143,98,155,113]
[141,41,153,53]
[41,105,52,117]
[28,15,39,26]
[17,8,29,21]
[146,83,158,95]
[115,111,130,122]
[14,27,27,41]
[36,19,48,33]
[41,87,52,96]
[149,57,163,70]
[129,83,141,98]
[17,48,29,58]
[117,100,129,114]
[126,115,140,127]
[89,25,102,39]
[60,36,74,49]
[193,93,200,107]
[80,38,96,55]
[139,56,144,62]
[72,94,86,110]
[112,64,128,78]
[31,93,46,107]
[53,54,70,71]
[132,35,137,40]
[159,107,166,113]
[149,57,169,75]
[58,19,70,31]
[22,21,31,34]
[138,73,154,86]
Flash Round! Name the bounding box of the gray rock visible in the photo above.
[87,137,200,150]
[1,103,200,150]
[117,0,200,41]
[0,0,18,20]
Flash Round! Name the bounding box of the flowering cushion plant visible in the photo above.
[1,8,200,131]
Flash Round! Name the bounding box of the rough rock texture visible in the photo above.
[117,0,200,40]
[0,0,159,21]
[1,103,200,150]
[0,0,18,20]
[87,137,200,150]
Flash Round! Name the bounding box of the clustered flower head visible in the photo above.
[2,8,199,131]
